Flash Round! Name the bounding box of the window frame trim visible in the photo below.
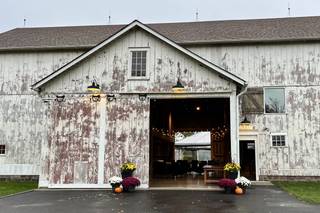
[128,47,150,80]
[263,87,286,115]
[270,133,287,148]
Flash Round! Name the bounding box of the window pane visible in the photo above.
[241,88,264,114]
[272,135,286,147]
[265,88,285,113]
[131,51,147,77]
[0,145,5,154]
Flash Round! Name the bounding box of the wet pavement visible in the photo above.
[0,186,319,213]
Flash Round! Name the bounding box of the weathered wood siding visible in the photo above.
[189,44,320,177]
[42,28,234,94]
[104,96,149,185]
[37,28,235,186]
[0,51,83,176]
[48,98,100,184]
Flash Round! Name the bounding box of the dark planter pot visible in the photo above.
[111,183,121,193]
[121,171,133,178]
[123,186,136,192]
[224,186,234,194]
[241,187,247,194]
[227,171,238,180]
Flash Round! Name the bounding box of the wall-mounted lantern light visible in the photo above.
[239,116,254,130]
[107,94,115,102]
[172,78,185,93]
[139,93,147,101]
[87,80,100,93]
[241,116,250,124]
[91,94,101,102]
[55,94,65,102]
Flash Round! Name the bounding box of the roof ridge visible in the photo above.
[11,24,125,31]
[5,15,320,32]
[2,16,320,51]
[147,15,320,25]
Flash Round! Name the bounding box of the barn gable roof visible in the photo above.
[31,20,246,90]
[2,16,320,51]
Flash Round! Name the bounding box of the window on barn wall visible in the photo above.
[130,50,147,77]
[271,134,286,147]
[241,87,264,114]
[0,145,5,155]
[264,88,285,113]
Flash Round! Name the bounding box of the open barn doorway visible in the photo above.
[149,98,230,188]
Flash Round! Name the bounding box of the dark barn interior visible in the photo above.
[149,98,231,187]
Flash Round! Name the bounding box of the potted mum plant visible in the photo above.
[120,162,136,178]
[108,176,122,192]
[122,176,141,192]
[235,176,251,193]
[218,178,236,194]
[224,162,241,179]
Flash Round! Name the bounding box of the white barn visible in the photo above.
[0,16,319,188]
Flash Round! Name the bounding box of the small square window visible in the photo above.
[271,135,286,147]
[0,145,5,155]
[264,88,285,113]
[131,50,147,77]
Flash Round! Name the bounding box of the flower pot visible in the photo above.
[123,186,136,192]
[242,187,246,194]
[227,171,238,180]
[121,171,133,178]
[111,183,121,192]
[224,186,234,194]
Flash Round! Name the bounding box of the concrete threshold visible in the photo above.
[149,187,222,191]
[35,187,222,191]
[251,181,273,186]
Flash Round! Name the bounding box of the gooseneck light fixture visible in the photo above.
[241,116,250,124]
[172,78,185,93]
[87,80,100,93]
[240,116,254,130]
[87,80,101,102]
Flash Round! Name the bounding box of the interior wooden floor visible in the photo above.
[150,174,220,190]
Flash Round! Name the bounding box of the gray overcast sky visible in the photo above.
[1,0,320,33]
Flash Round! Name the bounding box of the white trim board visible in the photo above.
[239,132,259,181]
[98,98,107,184]
[31,20,246,90]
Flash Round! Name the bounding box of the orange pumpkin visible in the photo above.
[114,187,122,193]
[235,186,243,195]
